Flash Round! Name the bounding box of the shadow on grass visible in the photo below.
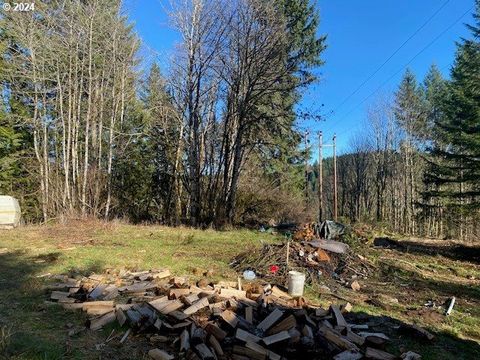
[0,250,106,359]
[374,237,480,264]
[336,311,480,360]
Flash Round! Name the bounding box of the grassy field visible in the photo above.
[0,221,479,359]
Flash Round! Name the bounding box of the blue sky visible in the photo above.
[124,0,475,153]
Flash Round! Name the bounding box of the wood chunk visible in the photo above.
[169,310,190,321]
[315,308,329,317]
[151,269,171,279]
[89,311,116,330]
[184,293,200,305]
[209,335,224,356]
[236,328,262,343]
[148,348,174,360]
[219,288,247,299]
[51,291,70,300]
[120,328,131,344]
[118,282,156,293]
[86,306,114,316]
[103,285,119,300]
[183,297,209,315]
[342,302,353,313]
[173,321,192,329]
[271,286,292,300]
[220,309,239,328]
[399,323,435,341]
[245,306,253,324]
[171,276,187,286]
[233,345,266,360]
[116,308,127,326]
[350,281,361,291]
[116,304,134,311]
[245,341,269,357]
[82,300,114,310]
[257,308,283,331]
[267,314,296,335]
[205,323,227,341]
[195,343,215,360]
[150,335,169,343]
[401,351,422,360]
[151,300,183,314]
[170,288,192,298]
[358,332,390,340]
[333,350,363,360]
[126,309,142,324]
[302,325,314,338]
[330,305,348,329]
[180,329,190,351]
[89,284,107,300]
[318,326,359,352]
[262,330,290,346]
[345,330,366,346]
[288,328,301,343]
[364,347,396,360]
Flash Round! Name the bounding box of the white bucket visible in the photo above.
[287,271,305,297]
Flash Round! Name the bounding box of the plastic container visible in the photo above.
[287,270,305,297]
[243,270,256,281]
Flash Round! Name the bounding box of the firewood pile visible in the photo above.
[46,269,426,359]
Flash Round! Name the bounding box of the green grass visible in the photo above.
[0,221,479,359]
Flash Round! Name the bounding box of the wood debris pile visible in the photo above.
[46,269,427,359]
[231,241,374,288]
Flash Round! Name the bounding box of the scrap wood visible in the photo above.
[262,330,290,346]
[89,311,116,330]
[257,308,283,331]
[399,323,435,341]
[236,328,262,343]
[195,343,215,360]
[364,347,397,360]
[148,348,174,360]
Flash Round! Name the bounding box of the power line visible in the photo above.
[334,5,473,131]
[329,0,451,116]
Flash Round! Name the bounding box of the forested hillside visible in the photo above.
[0,0,479,241]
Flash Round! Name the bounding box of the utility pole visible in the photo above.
[318,131,323,223]
[333,134,338,221]
[304,130,310,201]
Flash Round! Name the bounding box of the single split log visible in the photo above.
[262,330,290,346]
[364,347,396,360]
[183,297,209,316]
[257,308,283,332]
[148,348,174,360]
[89,311,116,330]
[236,328,262,343]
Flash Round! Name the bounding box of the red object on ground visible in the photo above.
[269,265,279,274]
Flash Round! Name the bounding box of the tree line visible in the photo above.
[309,1,480,241]
[0,0,325,226]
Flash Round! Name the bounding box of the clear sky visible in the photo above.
[124,0,475,153]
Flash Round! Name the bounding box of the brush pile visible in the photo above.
[45,269,427,359]
[232,223,375,288]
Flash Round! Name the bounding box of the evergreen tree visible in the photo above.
[394,69,427,142]
[422,63,448,134]
[426,1,480,208]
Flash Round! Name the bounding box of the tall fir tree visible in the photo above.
[426,1,480,209]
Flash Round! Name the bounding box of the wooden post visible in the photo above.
[333,134,338,221]
[318,131,323,223]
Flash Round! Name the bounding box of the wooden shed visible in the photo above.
[0,196,21,229]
